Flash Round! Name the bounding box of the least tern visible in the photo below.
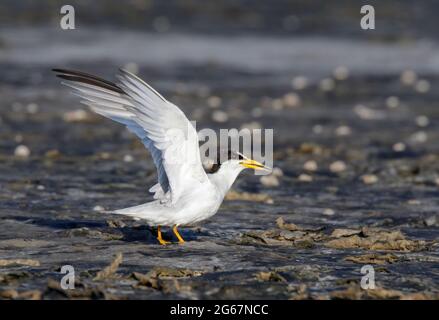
[53,68,270,245]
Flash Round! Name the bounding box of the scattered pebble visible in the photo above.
[393,142,406,152]
[298,173,313,182]
[93,205,105,212]
[14,145,31,158]
[123,154,134,162]
[99,152,111,160]
[283,93,301,108]
[335,125,352,136]
[361,174,378,185]
[319,78,335,92]
[299,143,323,155]
[354,104,385,120]
[415,115,429,127]
[45,149,61,159]
[409,131,428,144]
[323,208,335,216]
[207,96,222,108]
[271,167,284,177]
[333,66,349,80]
[36,185,45,191]
[14,134,23,143]
[400,70,417,86]
[312,125,324,134]
[415,79,430,93]
[260,175,280,187]
[424,215,438,227]
[211,110,228,123]
[407,199,421,205]
[385,96,400,109]
[329,161,347,173]
[270,98,283,110]
[291,76,308,90]
[303,160,318,172]
[26,103,39,114]
[63,109,89,122]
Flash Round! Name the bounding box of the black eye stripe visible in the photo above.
[212,148,245,168]
[209,163,221,173]
[226,149,244,160]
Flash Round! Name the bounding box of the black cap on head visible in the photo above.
[208,148,244,173]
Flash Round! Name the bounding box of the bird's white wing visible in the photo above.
[53,68,208,204]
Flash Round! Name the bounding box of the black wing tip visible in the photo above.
[54,74,75,81]
[52,68,85,77]
[52,68,74,74]
[52,68,125,94]
[52,68,94,77]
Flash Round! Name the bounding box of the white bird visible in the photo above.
[53,68,270,245]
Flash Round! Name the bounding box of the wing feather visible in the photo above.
[53,68,207,204]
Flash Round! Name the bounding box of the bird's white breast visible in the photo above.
[171,181,223,225]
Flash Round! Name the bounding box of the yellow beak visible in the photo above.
[240,159,272,172]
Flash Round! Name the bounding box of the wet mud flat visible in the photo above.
[1,25,439,298]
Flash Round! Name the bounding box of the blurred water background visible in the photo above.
[1,0,439,299]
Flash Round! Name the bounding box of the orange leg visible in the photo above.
[172,225,185,244]
[157,225,171,245]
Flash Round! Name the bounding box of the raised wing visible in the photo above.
[53,68,207,204]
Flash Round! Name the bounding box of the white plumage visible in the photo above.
[54,68,269,244]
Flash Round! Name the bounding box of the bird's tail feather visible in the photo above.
[111,201,162,219]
